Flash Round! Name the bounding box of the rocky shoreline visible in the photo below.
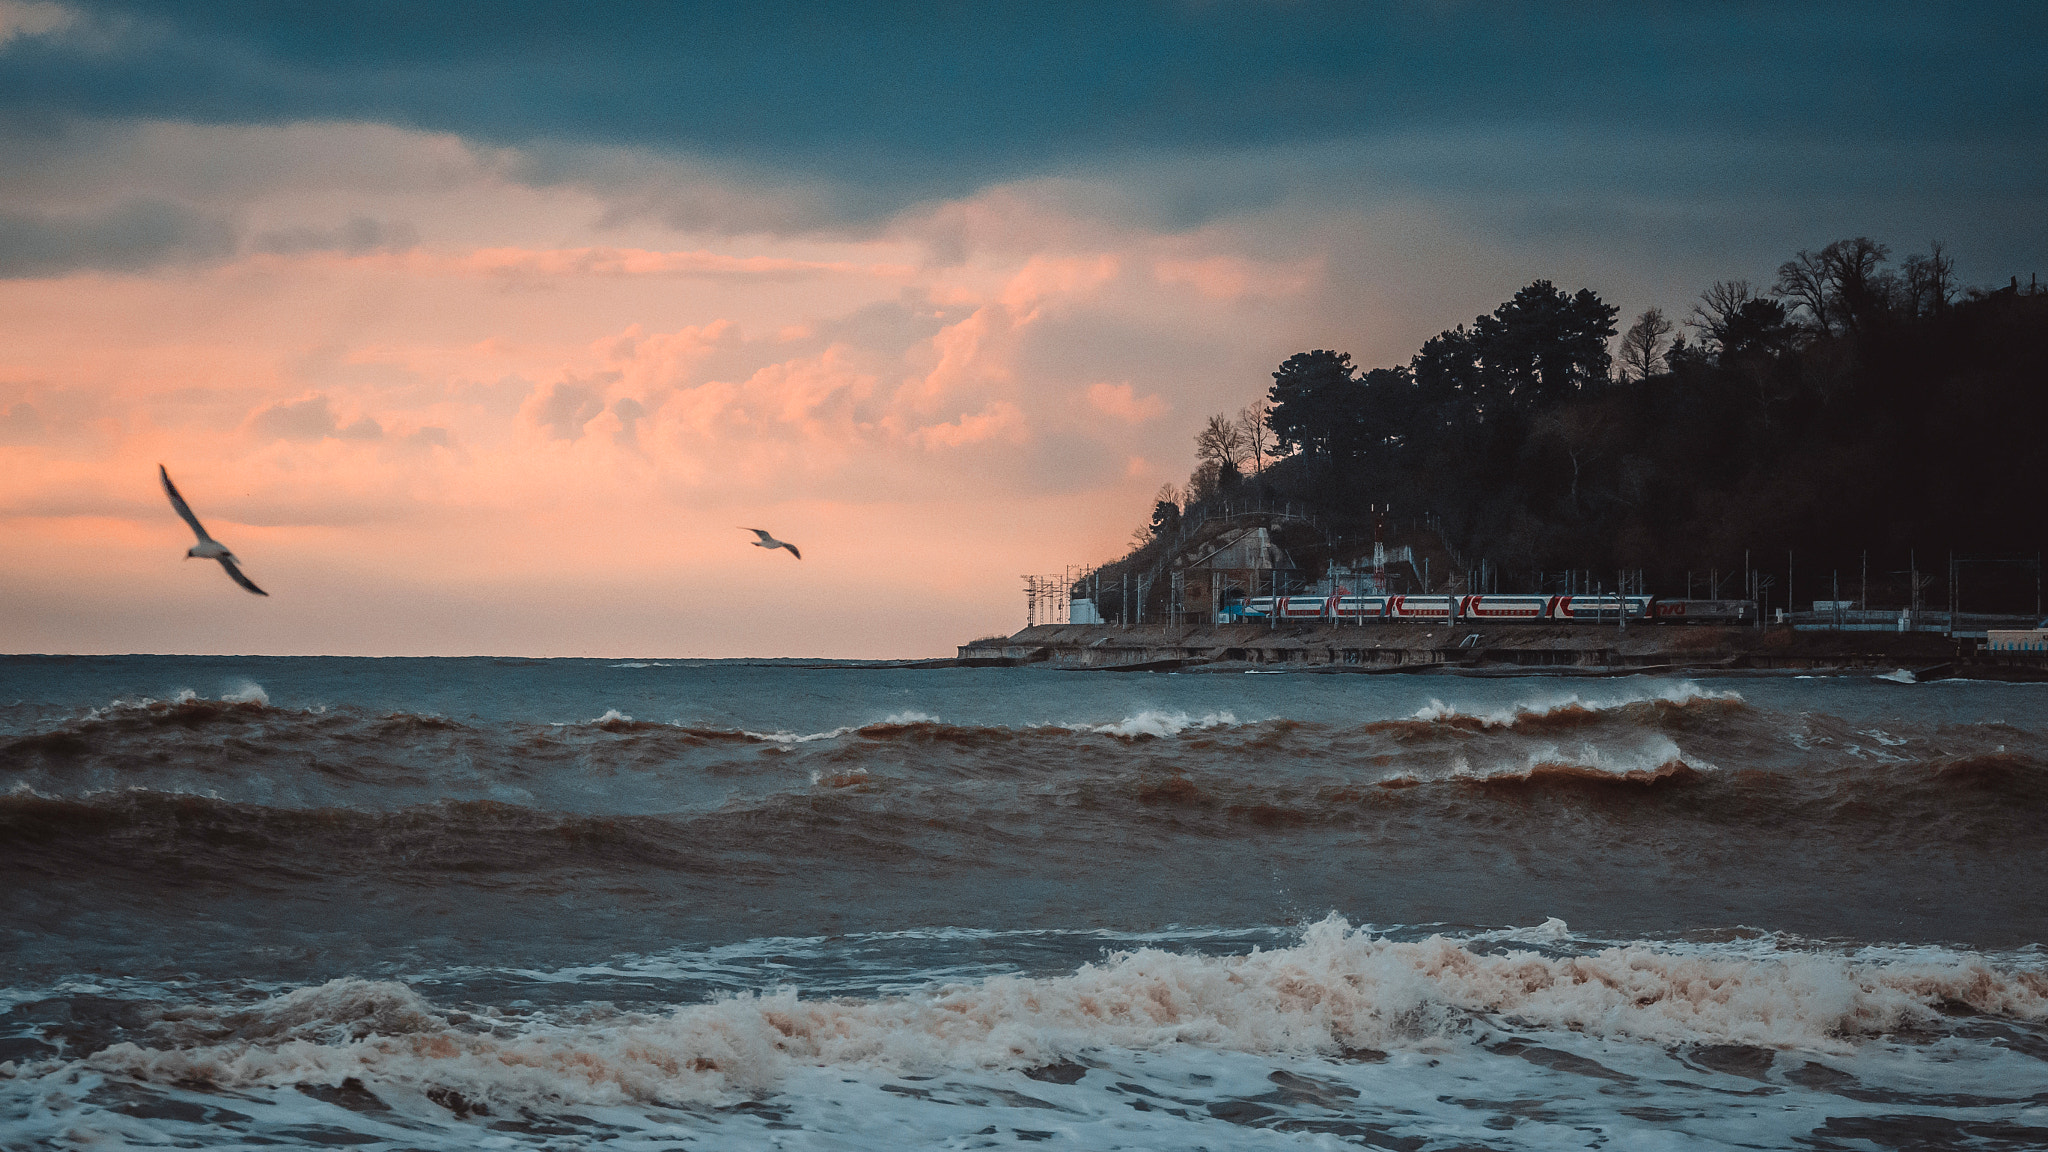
[950,623,2048,679]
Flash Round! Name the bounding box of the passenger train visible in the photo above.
[1228,594,1753,624]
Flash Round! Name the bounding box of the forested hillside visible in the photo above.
[1130,239,2048,610]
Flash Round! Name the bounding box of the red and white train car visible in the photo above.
[1455,594,1553,621]
[1334,595,1392,620]
[1244,595,1394,620]
[1549,594,1655,621]
[1227,593,1751,624]
[1386,595,1457,621]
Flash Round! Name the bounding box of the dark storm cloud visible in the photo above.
[252,215,417,256]
[2,1,2042,221]
[0,197,234,276]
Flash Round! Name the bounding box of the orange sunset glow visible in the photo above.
[3,5,2036,657]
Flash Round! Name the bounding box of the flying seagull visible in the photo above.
[160,465,267,595]
[742,527,800,560]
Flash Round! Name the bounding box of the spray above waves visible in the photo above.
[16,681,1736,767]
[41,915,2048,1110]
[1393,681,1744,735]
[219,679,270,706]
[1451,735,1709,787]
[744,710,1245,745]
[1076,709,1243,739]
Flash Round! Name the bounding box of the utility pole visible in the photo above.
[1617,568,1627,633]
[1910,549,1919,628]
[1747,549,1757,629]
[1372,505,1387,596]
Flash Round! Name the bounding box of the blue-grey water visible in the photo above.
[2,655,2045,1149]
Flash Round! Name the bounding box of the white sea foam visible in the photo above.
[1409,680,1741,729]
[737,711,942,744]
[79,684,274,720]
[1080,710,1241,739]
[56,915,2047,1113]
[588,708,633,725]
[749,710,1237,744]
[220,679,269,706]
[1517,734,1704,775]
[745,724,862,744]
[1485,916,1574,944]
[609,662,671,668]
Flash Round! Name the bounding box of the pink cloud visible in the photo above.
[519,375,614,441]
[246,393,384,441]
[451,245,918,280]
[0,120,1394,655]
[998,254,1121,320]
[915,400,1028,449]
[1086,381,1168,423]
[1153,254,1319,300]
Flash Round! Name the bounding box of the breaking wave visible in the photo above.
[45,916,2048,1110]
[1077,709,1243,739]
[1379,681,1745,737]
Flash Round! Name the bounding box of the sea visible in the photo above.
[1,655,2045,1151]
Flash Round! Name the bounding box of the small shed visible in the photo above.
[1176,526,1292,624]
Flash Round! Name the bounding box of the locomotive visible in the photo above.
[1232,594,1753,624]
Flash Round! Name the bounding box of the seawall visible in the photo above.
[955,623,2048,678]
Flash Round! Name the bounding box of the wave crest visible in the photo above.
[1082,710,1242,740]
[64,916,2048,1109]
[1379,682,1744,738]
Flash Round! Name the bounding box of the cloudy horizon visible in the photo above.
[3,1,2042,656]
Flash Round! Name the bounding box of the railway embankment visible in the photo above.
[955,623,2048,679]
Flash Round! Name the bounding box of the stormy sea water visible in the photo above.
[2,656,2046,1150]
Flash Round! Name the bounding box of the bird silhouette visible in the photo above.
[741,527,801,560]
[160,465,267,595]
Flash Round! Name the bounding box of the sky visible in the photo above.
[2,1,2043,657]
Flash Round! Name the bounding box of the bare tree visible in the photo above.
[1819,237,1892,333]
[1236,399,1271,473]
[1777,238,1895,334]
[1618,307,1674,380]
[1774,248,1833,332]
[1193,412,1247,471]
[1901,241,1956,317]
[1688,279,1757,350]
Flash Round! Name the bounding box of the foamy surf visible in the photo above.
[8,656,2048,1150]
[1078,709,1244,738]
[47,917,2048,1094]
[10,918,2048,1150]
[1405,679,1742,730]
[219,679,270,706]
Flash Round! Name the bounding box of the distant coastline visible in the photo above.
[957,622,2048,680]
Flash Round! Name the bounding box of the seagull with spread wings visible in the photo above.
[742,527,801,560]
[160,465,267,596]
